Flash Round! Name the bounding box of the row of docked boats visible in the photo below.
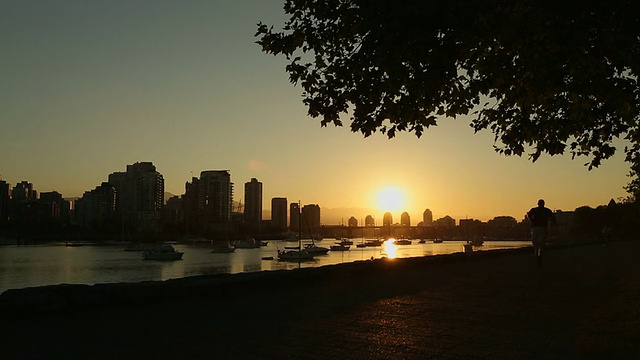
[125,235,486,262]
[211,238,269,253]
[277,241,331,261]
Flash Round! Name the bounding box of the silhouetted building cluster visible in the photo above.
[0,179,71,228]
[3,166,638,244]
[183,170,234,237]
[75,183,116,231]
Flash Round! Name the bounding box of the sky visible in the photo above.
[0,0,631,224]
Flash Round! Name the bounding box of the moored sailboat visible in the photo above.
[278,201,316,262]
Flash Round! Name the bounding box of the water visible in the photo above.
[0,239,530,294]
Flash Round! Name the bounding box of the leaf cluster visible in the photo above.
[256,0,640,170]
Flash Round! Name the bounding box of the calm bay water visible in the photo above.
[0,239,529,294]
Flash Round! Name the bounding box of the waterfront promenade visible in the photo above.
[2,240,639,359]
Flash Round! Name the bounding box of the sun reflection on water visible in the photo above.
[383,238,398,258]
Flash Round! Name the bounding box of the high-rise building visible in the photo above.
[423,209,433,226]
[400,212,410,226]
[244,178,262,230]
[0,180,9,223]
[107,162,164,232]
[198,170,233,224]
[271,197,287,230]
[183,176,200,235]
[383,212,393,226]
[10,181,37,225]
[348,216,358,227]
[365,215,375,227]
[74,182,116,230]
[39,191,67,223]
[108,172,128,216]
[289,202,300,231]
[137,170,164,232]
[12,181,36,201]
[302,204,321,231]
[164,196,181,227]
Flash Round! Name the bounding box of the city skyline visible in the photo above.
[1,1,630,223]
[0,163,619,227]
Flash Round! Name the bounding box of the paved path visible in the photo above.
[2,241,639,359]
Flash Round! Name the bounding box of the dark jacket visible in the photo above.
[527,206,556,227]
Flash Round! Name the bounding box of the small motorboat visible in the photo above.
[211,243,235,253]
[142,244,184,261]
[330,244,350,251]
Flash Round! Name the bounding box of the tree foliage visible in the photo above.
[256,0,640,171]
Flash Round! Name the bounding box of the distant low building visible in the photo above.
[435,215,455,227]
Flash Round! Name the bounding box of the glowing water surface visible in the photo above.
[0,239,529,294]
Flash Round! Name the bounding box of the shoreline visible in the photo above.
[3,240,638,359]
[0,245,533,316]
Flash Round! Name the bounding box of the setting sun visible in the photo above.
[375,186,406,212]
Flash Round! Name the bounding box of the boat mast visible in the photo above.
[297,201,302,250]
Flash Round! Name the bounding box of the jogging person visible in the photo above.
[527,199,557,267]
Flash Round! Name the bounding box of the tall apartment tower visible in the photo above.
[137,169,164,232]
[289,202,300,231]
[9,181,37,225]
[107,171,127,216]
[365,215,375,227]
[12,181,36,201]
[183,176,200,235]
[244,178,262,230]
[423,209,433,226]
[271,197,287,231]
[301,204,321,232]
[39,191,68,223]
[0,179,9,223]
[382,212,393,226]
[198,170,233,224]
[108,162,164,232]
[400,212,411,226]
[74,182,116,230]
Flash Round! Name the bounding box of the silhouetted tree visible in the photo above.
[623,161,640,203]
[573,206,601,240]
[257,1,640,174]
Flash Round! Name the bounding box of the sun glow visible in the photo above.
[383,238,398,258]
[375,186,406,212]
